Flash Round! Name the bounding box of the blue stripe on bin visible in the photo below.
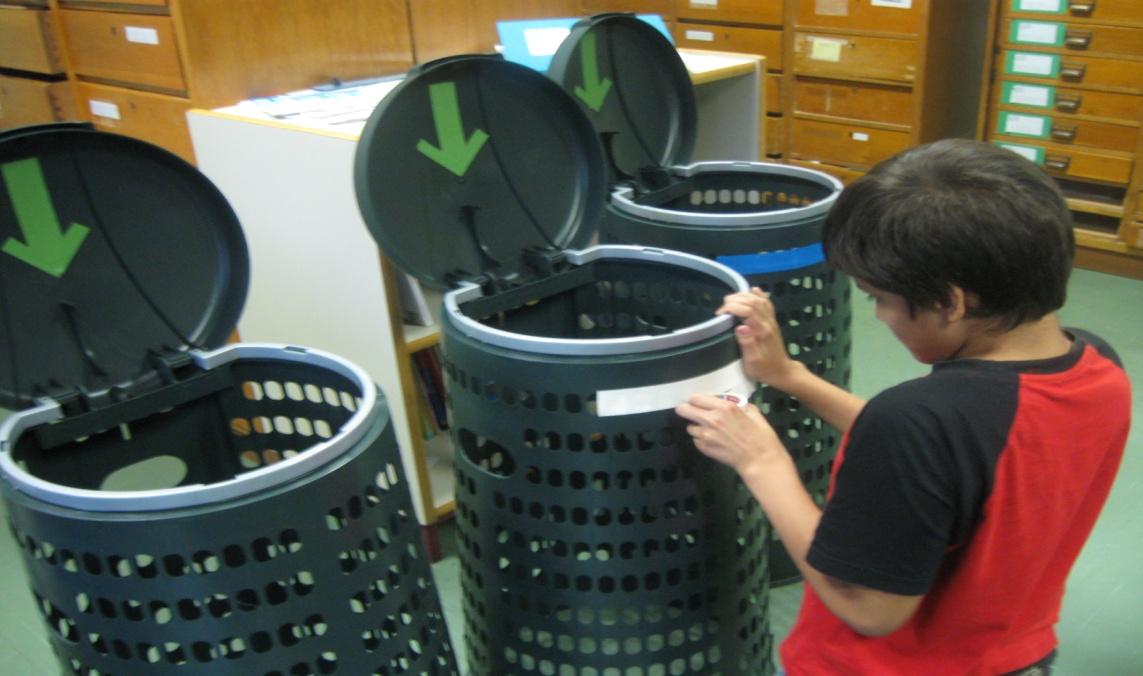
[716,243,825,275]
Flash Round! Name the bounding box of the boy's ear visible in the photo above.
[942,285,971,323]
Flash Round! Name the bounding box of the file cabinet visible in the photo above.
[979,0,1143,278]
[0,1,75,128]
[4,0,416,163]
[785,0,991,183]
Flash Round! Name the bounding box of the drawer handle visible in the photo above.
[1059,64,1086,81]
[1064,31,1092,49]
[1050,126,1077,143]
[1044,155,1071,172]
[1055,95,1082,113]
[1068,1,1095,16]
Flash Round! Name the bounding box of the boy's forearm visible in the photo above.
[768,360,866,432]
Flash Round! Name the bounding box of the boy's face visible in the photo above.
[856,279,965,364]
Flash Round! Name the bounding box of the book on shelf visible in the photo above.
[413,346,449,433]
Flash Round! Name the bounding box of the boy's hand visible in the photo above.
[675,394,789,475]
[717,287,801,388]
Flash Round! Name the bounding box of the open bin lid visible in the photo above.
[354,55,608,291]
[547,13,697,182]
[0,123,249,409]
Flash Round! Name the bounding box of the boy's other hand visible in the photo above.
[717,287,801,388]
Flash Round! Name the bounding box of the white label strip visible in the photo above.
[1000,144,1040,163]
[851,131,870,141]
[88,100,121,120]
[1009,83,1052,107]
[596,361,753,417]
[871,0,912,8]
[1004,113,1047,136]
[1016,21,1060,45]
[1018,0,1063,11]
[1013,52,1055,76]
[125,26,160,45]
[685,30,715,42]
[690,0,719,7]
[810,36,846,62]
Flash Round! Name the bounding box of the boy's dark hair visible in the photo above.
[822,139,1075,330]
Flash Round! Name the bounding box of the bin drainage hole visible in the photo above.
[459,429,515,478]
[98,455,187,491]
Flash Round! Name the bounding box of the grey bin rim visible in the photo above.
[610,161,844,227]
[0,344,378,513]
[443,244,748,356]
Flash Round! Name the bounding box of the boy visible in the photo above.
[676,139,1131,674]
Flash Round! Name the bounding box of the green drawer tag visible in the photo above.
[995,141,1046,165]
[1010,20,1065,47]
[1001,81,1056,108]
[999,111,1051,138]
[1005,50,1061,78]
[1012,0,1065,14]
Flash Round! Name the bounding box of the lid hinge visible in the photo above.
[521,247,568,278]
[31,351,233,451]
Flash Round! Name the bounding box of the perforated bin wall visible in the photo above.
[444,256,774,675]
[605,163,850,585]
[0,347,457,676]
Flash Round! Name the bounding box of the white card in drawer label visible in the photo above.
[995,142,1045,165]
[1003,82,1054,108]
[871,0,912,8]
[1014,0,1065,13]
[1006,51,1059,77]
[850,132,870,142]
[1012,21,1064,46]
[1000,112,1049,138]
[88,100,121,120]
[689,0,718,7]
[685,30,715,42]
[810,37,846,62]
[125,26,160,45]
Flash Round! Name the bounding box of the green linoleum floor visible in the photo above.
[1,268,1140,674]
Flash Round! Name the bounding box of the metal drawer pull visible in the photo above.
[1055,96,1082,113]
[1064,31,1092,49]
[1059,64,1086,81]
[1044,155,1071,172]
[1050,126,1077,142]
[1068,1,1096,16]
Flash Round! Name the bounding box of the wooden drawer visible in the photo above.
[1000,50,1143,94]
[793,78,914,127]
[992,138,1133,185]
[61,0,168,6]
[766,72,783,113]
[1005,0,1143,28]
[0,74,75,128]
[579,0,672,13]
[790,117,911,169]
[1001,19,1143,59]
[676,0,783,27]
[795,0,924,35]
[61,9,185,92]
[787,157,865,185]
[75,82,194,163]
[989,108,1138,153]
[991,79,1143,124]
[675,23,783,71]
[765,114,784,157]
[0,6,65,75]
[793,32,918,84]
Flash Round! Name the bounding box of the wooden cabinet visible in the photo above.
[979,0,1143,278]
[0,1,75,128]
[672,0,787,159]
[785,0,991,182]
[3,0,415,162]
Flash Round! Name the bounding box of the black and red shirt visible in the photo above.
[782,330,1132,675]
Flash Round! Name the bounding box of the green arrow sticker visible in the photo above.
[416,82,489,177]
[2,158,90,278]
[574,31,612,112]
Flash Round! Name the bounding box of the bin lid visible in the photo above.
[547,13,696,181]
[355,55,608,291]
[0,123,249,409]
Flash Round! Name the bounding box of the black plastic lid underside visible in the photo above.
[548,14,697,182]
[0,124,248,408]
[355,56,607,290]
